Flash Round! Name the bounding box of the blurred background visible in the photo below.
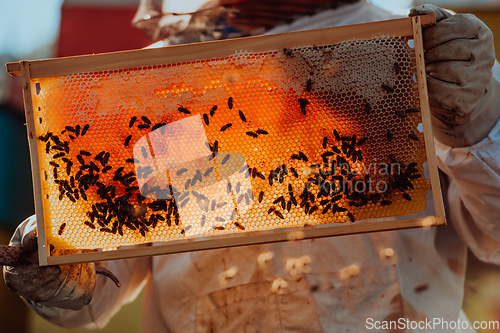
[0,0,500,332]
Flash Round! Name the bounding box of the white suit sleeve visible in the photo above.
[436,114,500,264]
[27,256,150,329]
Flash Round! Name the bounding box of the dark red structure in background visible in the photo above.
[57,4,152,57]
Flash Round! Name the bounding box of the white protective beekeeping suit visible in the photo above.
[5,1,500,332]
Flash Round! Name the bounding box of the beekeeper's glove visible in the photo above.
[410,4,500,147]
[3,216,97,310]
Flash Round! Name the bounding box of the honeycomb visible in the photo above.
[31,36,431,252]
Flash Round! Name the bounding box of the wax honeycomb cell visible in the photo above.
[32,36,430,252]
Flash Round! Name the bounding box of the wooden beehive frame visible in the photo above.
[7,15,443,266]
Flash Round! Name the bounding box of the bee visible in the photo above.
[251,167,257,178]
[66,163,72,176]
[386,129,393,142]
[213,226,225,230]
[94,151,104,161]
[176,168,188,175]
[151,122,166,131]
[365,102,371,115]
[204,167,214,177]
[210,105,217,117]
[298,98,310,115]
[178,106,191,114]
[58,223,66,235]
[220,154,230,165]
[75,125,81,136]
[141,146,148,158]
[323,137,328,149]
[102,165,112,173]
[81,124,90,136]
[403,193,412,201]
[66,192,76,202]
[38,133,51,142]
[230,209,237,221]
[235,182,241,193]
[291,154,301,160]
[408,133,419,141]
[65,126,75,133]
[215,216,225,222]
[274,210,284,219]
[380,200,392,206]
[235,222,245,230]
[306,78,312,92]
[238,110,246,122]
[227,97,234,109]
[283,48,293,56]
[318,203,329,214]
[141,116,151,124]
[299,151,308,162]
[256,129,268,135]
[200,215,206,227]
[382,84,394,93]
[273,196,284,205]
[180,198,190,208]
[220,123,232,132]
[258,191,264,203]
[203,113,209,125]
[246,131,258,138]
[84,221,95,229]
[124,135,132,146]
[394,62,400,75]
[347,212,355,222]
[334,129,340,141]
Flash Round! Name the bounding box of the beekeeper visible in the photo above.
[5,1,500,332]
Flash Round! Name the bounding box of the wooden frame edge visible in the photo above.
[46,215,439,265]
[20,61,49,265]
[6,15,436,79]
[411,16,446,226]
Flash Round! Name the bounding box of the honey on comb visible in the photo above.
[33,36,430,252]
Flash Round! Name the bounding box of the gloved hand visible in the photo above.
[3,216,97,311]
[409,4,500,147]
